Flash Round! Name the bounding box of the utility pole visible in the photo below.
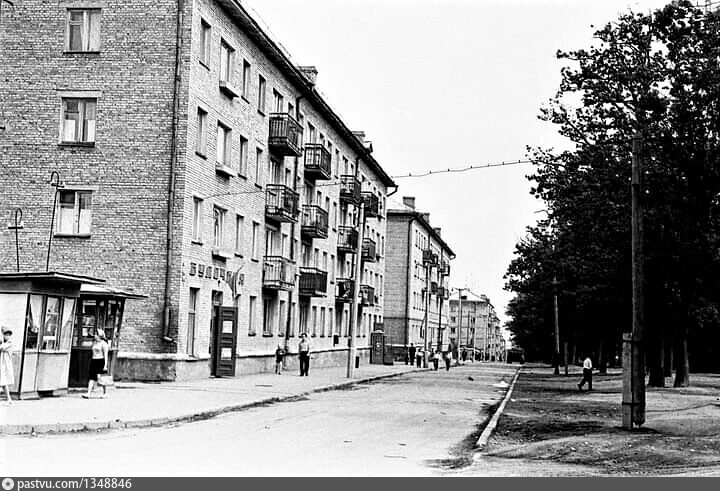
[623,132,646,429]
[422,260,430,368]
[553,276,561,375]
[347,202,365,378]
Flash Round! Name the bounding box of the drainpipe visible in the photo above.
[405,217,415,349]
[161,0,184,343]
[283,96,303,355]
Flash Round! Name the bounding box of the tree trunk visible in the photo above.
[647,324,665,387]
[663,328,673,377]
[673,324,690,387]
[598,340,607,373]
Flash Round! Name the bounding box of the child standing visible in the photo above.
[275,344,285,375]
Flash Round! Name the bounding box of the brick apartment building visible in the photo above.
[0,0,395,380]
[448,290,505,360]
[383,197,455,359]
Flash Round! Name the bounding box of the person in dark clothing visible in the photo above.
[578,355,593,391]
[444,351,452,370]
[461,349,468,363]
[298,334,311,376]
[415,350,422,368]
[408,344,416,366]
[275,344,285,375]
[431,349,439,370]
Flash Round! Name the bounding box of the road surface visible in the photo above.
[3,364,518,476]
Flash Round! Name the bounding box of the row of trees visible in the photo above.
[505,1,720,386]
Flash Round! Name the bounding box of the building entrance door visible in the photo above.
[211,305,237,377]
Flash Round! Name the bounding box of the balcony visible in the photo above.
[438,286,450,300]
[430,282,439,295]
[361,192,380,218]
[303,143,332,181]
[361,238,377,263]
[262,256,295,290]
[266,184,299,223]
[335,278,355,303]
[268,113,303,157]
[440,260,451,276]
[422,249,439,266]
[337,226,358,254]
[339,175,361,205]
[301,205,329,240]
[360,284,375,306]
[299,267,328,297]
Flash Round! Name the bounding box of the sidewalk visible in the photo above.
[477,364,720,476]
[0,363,423,436]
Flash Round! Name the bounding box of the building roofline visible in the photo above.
[218,0,397,189]
[387,209,455,257]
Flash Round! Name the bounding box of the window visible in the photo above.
[289,302,296,337]
[66,9,101,52]
[187,288,198,356]
[263,297,273,335]
[333,202,338,228]
[219,40,234,83]
[192,197,203,242]
[213,206,226,248]
[235,215,244,254]
[254,147,263,184]
[216,123,231,166]
[239,135,248,175]
[199,20,211,65]
[278,301,287,337]
[257,75,266,113]
[308,123,316,143]
[242,60,251,98]
[330,254,335,283]
[249,296,257,335]
[252,222,260,259]
[311,306,317,337]
[320,307,326,337]
[61,98,96,144]
[196,107,208,156]
[57,190,92,235]
[273,89,284,112]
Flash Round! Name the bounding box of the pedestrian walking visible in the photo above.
[275,344,285,375]
[83,331,109,399]
[431,349,439,370]
[298,333,311,376]
[444,350,452,371]
[415,349,422,368]
[461,349,468,363]
[0,328,15,404]
[578,355,593,391]
[408,344,416,366]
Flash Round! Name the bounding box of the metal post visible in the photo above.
[347,202,365,378]
[553,276,561,375]
[46,171,63,272]
[422,261,430,368]
[623,132,646,429]
[8,208,23,272]
[457,289,463,365]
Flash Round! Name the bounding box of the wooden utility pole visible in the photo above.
[553,277,561,375]
[422,261,430,368]
[346,202,365,378]
[623,132,646,429]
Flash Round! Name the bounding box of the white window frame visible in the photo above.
[65,8,102,52]
[196,107,208,156]
[219,39,234,83]
[257,75,266,113]
[242,59,251,98]
[56,189,93,236]
[213,206,226,248]
[59,96,98,144]
[216,122,231,166]
[192,196,203,242]
[235,214,244,254]
[199,19,211,66]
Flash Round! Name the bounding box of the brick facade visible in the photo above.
[0,0,394,380]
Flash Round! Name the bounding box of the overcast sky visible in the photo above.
[243,0,671,329]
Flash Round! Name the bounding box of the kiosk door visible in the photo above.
[212,306,237,377]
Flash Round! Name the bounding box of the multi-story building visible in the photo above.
[448,290,504,360]
[0,0,395,381]
[384,197,455,359]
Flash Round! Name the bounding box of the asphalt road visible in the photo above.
[3,363,518,477]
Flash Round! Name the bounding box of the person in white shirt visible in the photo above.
[578,355,593,391]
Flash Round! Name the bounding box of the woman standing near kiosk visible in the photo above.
[83,331,109,399]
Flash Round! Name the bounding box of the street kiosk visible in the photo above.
[0,272,103,399]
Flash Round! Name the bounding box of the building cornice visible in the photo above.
[387,209,456,257]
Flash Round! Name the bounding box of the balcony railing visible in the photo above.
[301,205,329,240]
[303,143,332,181]
[266,184,299,223]
[299,267,328,297]
[422,249,439,266]
[440,260,451,276]
[337,226,358,254]
[268,113,303,157]
[361,238,377,263]
[335,278,355,303]
[339,175,361,205]
[360,284,375,306]
[262,256,295,290]
[361,192,380,218]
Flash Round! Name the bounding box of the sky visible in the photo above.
[243,0,672,329]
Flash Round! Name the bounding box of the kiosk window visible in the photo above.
[42,297,61,350]
[26,295,44,349]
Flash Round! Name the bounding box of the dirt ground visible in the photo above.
[479,365,720,476]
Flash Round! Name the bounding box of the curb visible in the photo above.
[1,368,426,436]
[474,366,522,452]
